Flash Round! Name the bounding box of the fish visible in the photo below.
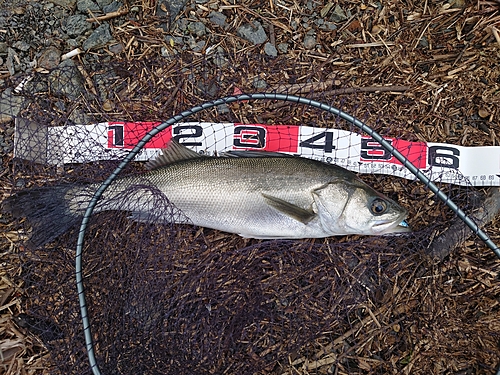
[2,140,410,248]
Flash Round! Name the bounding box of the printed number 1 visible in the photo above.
[299,132,335,153]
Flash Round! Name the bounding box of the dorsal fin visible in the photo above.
[145,139,202,170]
[220,150,295,158]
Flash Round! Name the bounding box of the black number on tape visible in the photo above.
[108,125,124,147]
[233,126,266,148]
[173,125,203,146]
[428,146,459,169]
[300,132,335,153]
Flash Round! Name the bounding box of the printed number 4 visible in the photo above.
[299,132,335,153]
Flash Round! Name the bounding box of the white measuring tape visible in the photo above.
[14,118,500,187]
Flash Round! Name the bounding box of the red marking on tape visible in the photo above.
[108,121,168,149]
[360,137,428,169]
[232,124,299,153]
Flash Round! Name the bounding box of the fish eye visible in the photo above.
[370,198,388,215]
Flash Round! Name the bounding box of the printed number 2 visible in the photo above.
[299,132,335,153]
[173,125,203,146]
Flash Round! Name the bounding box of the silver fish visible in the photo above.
[2,140,409,247]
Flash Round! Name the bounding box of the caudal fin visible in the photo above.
[2,185,84,248]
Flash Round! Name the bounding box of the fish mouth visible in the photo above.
[372,216,411,234]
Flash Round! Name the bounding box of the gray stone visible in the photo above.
[165,35,183,46]
[209,11,226,26]
[237,21,267,45]
[108,43,124,54]
[157,0,188,24]
[13,40,31,52]
[82,23,113,50]
[24,79,48,94]
[303,35,316,49]
[330,4,348,22]
[253,77,267,89]
[187,21,206,37]
[68,108,94,124]
[324,21,337,31]
[217,103,230,115]
[419,36,429,48]
[95,0,113,8]
[0,88,27,124]
[0,42,7,54]
[48,0,77,8]
[160,46,176,57]
[6,48,16,76]
[277,43,289,53]
[65,14,92,37]
[77,0,100,12]
[212,52,228,68]
[264,42,277,57]
[38,47,61,70]
[67,38,80,48]
[48,59,86,101]
[103,1,122,13]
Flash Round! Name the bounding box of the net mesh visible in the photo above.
[1,53,499,374]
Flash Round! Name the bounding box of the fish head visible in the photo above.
[313,178,410,236]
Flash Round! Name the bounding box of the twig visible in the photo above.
[272,82,409,95]
[491,26,500,48]
[86,7,129,22]
[427,187,500,260]
[320,85,409,96]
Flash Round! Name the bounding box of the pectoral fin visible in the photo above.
[262,193,316,224]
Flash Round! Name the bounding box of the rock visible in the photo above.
[13,40,31,52]
[38,47,61,69]
[24,79,48,94]
[330,4,348,22]
[48,0,77,8]
[253,77,267,89]
[65,14,92,36]
[77,0,100,13]
[82,23,113,50]
[0,88,27,124]
[277,43,289,53]
[209,11,226,26]
[303,35,316,49]
[6,48,17,76]
[157,0,188,24]
[68,108,94,124]
[212,52,228,68]
[187,21,206,37]
[0,42,7,53]
[95,0,113,8]
[48,59,86,101]
[264,42,277,57]
[419,36,429,48]
[186,37,205,52]
[237,21,267,45]
[320,2,334,18]
[108,43,124,54]
[102,1,122,13]
[217,103,230,115]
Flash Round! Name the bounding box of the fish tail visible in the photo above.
[2,185,86,248]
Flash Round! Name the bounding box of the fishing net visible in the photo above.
[1,53,500,374]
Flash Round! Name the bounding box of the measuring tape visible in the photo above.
[14,118,500,187]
